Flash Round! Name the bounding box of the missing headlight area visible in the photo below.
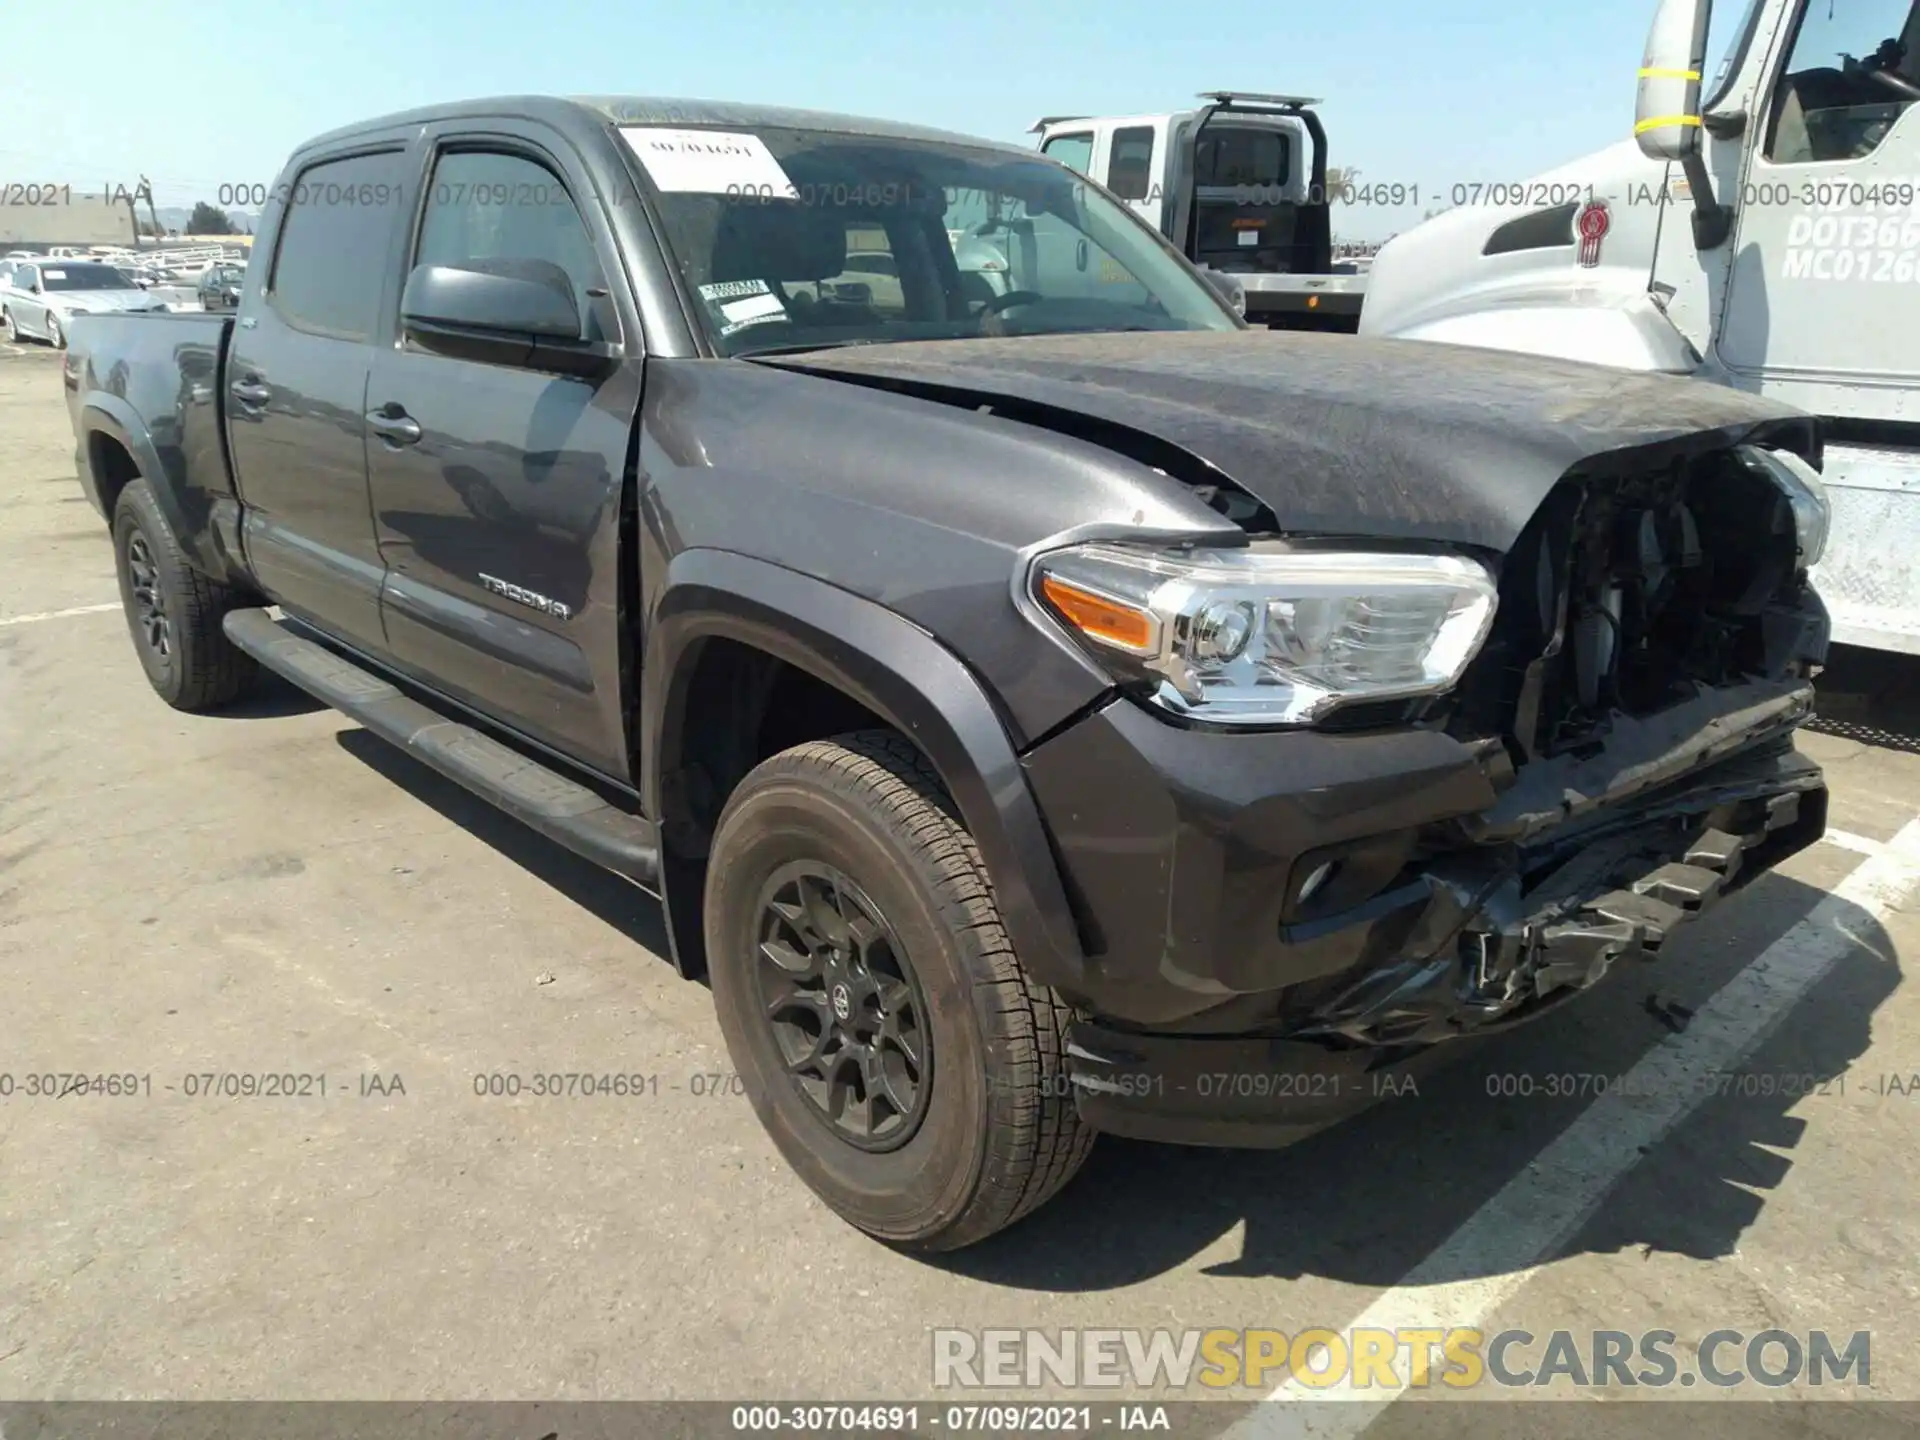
[1456,444,1830,762]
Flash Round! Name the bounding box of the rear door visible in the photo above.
[226,145,411,653]
[365,123,637,777]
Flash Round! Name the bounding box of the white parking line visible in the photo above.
[0,602,120,628]
[1822,828,1887,858]
[1228,816,1920,1439]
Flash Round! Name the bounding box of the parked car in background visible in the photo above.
[1,260,168,347]
[197,264,246,311]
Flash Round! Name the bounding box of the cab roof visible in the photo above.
[295,94,1032,160]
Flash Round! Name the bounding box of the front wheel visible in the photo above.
[44,311,64,349]
[705,731,1094,1251]
[0,308,16,344]
[112,479,258,710]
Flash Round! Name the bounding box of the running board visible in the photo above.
[223,609,659,889]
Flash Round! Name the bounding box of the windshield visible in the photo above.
[621,125,1241,357]
[209,267,245,284]
[42,263,135,292]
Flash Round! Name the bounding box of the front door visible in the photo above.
[1713,0,1920,648]
[366,131,637,777]
[1716,0,1920,386]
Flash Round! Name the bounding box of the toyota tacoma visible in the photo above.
[63,96,1833,1251]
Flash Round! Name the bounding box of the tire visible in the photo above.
[705,730,1094,1251]
[44,311,64,349]
[112,478,258,710]
[0,308,15,344]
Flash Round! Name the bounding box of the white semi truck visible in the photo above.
[1033,92,1369,331]
[1360,0,1920,656]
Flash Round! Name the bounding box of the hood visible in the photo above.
[760,330,1815,553]
[47,289,161,314]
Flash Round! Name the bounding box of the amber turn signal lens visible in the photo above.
[1039,573,1157,654]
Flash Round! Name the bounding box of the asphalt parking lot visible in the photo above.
[4,341,1920,1434]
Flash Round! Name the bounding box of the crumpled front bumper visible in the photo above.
[1018,684,1828,1147]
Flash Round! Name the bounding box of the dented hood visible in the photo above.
[762,330,1817,553]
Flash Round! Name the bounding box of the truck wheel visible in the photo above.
[112,479,258,711]
[705,730,1094,1251]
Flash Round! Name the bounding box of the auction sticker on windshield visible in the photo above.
[620,127,797,197]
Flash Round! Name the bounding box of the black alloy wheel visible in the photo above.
[754,862,931,1151]
[124,529,174,674]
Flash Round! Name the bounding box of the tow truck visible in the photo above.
[1360,0,1920,656]
[1032,92,1368,331]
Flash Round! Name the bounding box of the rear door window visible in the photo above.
[267,150,409,340]
[1106,126,1156,201]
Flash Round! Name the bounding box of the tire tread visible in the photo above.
[114,479,257,710]
[745,730,1094,1250]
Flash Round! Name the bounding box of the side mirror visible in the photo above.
[1634,0,1710,162]
[401,262,611,375]
[402,262,581,338]
[1635,0,1733,249]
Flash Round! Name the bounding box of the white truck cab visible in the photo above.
[1362,0,1920,656]
[1033,93,1368,330]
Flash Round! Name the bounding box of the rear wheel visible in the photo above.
[705,731,1094,1251]
[0,308,15,344]
[112,479,258,710]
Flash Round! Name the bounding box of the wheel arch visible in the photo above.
[641,548,1087,989]
[79,395,250,585]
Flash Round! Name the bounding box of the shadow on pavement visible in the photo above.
[1810,645,1920,753]
[334,727,677,967]
[330,724,1900,1295]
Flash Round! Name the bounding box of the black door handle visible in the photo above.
[367,407,422,445]
[229,378,271,406]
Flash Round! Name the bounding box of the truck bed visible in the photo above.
[65,309,236,527]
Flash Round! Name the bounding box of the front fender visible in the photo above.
[641,547,1087,989]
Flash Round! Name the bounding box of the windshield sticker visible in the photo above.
[621,128,796,198]
[698,278,772,301]
[43,268,66,280]
[717,292,786,330]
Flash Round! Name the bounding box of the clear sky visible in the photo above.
[0,0,1729,242]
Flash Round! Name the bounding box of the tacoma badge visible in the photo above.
[478,574,571,619]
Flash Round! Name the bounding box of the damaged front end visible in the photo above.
[1336,438,1835,1042]
[1289,738,1826,1048]
[1045,437,1834,1144]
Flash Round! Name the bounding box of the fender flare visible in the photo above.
[78,394,246,582]
[641,547,1087,989]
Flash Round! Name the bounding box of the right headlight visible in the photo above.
[1737,444,1830,568]
[1029,541,1500,726]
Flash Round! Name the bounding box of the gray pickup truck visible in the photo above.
[63,95,1834,1251]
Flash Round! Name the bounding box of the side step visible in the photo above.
[223,608,659,890]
